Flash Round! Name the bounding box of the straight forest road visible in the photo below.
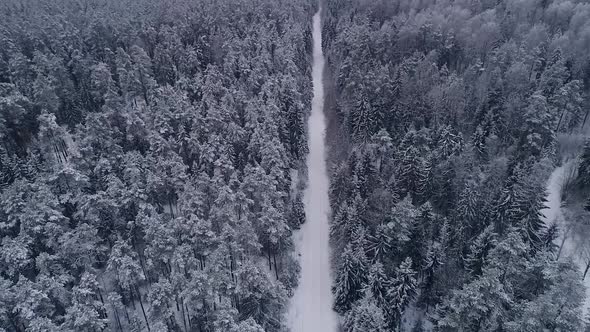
[287,7,339,332]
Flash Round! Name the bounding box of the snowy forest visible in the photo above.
[3,0,590,331]
[323,0,590,331]
[0,0,315,331]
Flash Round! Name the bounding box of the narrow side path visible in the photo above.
[543,160,590,316]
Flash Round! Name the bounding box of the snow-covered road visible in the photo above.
[287,8,339,332]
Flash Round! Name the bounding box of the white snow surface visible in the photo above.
[287,8,339,332]
[543,162,567,231]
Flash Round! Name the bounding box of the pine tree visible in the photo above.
[419,242,444,310]
[333,244,367,313]
[230,318,265,332]
[491,164,547,245]
[37,111,71,165]
[370,129,394,174]
[456,181,482,235]
[404,214,428,271]
[505,260,585,331]
[505,165,549,246]
[472,126,488,160]
[63,273,107,332]
[578,140,590,187]
[387,257,417,327]
[538,50,568,98]
[540,222,559,252]
[553,80,584,132]
[343,291,388,332]
[130,45,157,104]
[520,92,555,159]
[477,85,507,143]
[434,268,511,331]
[366,224,394,263]
[287,194,305,229]
[464,226,497,277]
[398,147,428,202]
[436,125,463,159]
[364,262,390,309]
[348,90,377,142]
[107,239,145,292]
[435,231,532,330]
[389,195,418,246]
[331,193,366,245]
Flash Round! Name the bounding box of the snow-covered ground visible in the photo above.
[543,159,590,316]
[287,8,339,332]
[402,302,433,331]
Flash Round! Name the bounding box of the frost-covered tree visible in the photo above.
[325,0,588,328]
[333,244,368,313]
[388,258,417,327]
[343,291,388,332]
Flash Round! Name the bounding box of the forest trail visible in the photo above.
[543,160,590,315]
[287,8,339,332]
